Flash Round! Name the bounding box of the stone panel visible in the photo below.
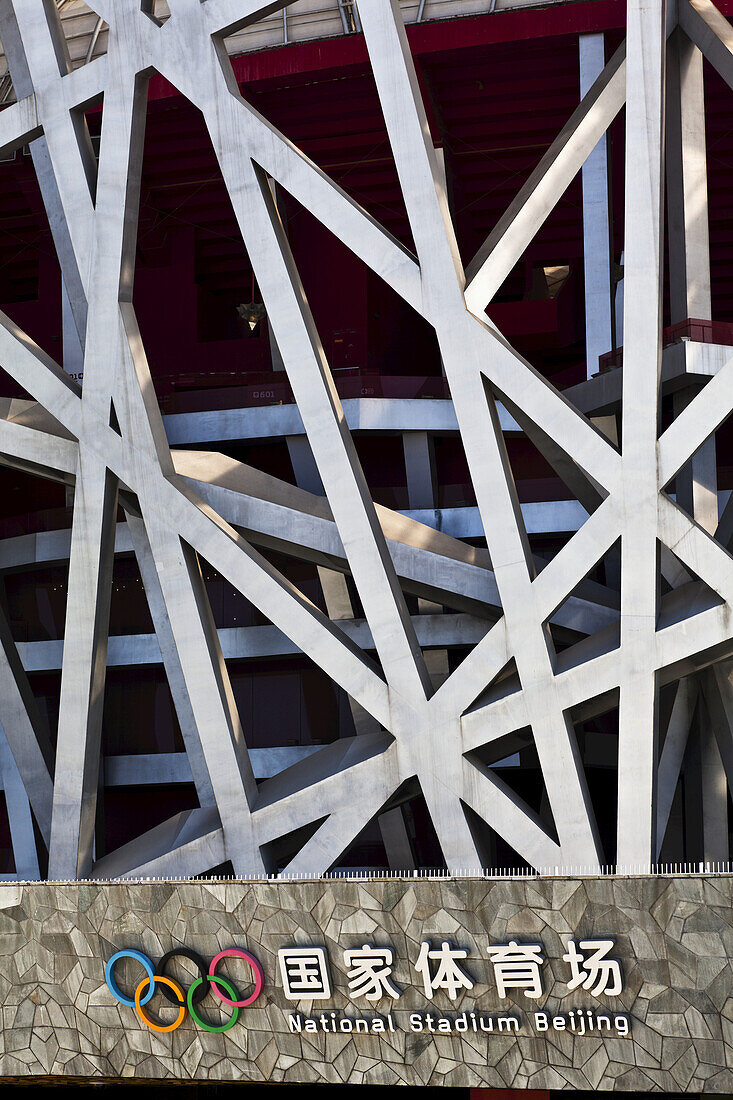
[0,875,730,1088]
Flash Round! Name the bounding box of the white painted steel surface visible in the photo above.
[0,0,726,878]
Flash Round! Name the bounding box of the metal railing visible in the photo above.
[2,861,730,884]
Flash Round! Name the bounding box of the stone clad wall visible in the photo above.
[0,874,731,1089]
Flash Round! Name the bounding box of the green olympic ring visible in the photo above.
[186,975,240,1033]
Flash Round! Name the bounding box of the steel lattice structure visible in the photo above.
[0,0,729,880]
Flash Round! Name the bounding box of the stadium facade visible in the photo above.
[0,0,730,1088]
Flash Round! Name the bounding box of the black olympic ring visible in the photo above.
[156,948,209,1005]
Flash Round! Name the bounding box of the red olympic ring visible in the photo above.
[209,948,264,1008]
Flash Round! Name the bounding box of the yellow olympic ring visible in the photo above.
[134,974,186,1033]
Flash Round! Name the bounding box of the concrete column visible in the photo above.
[403,431,437,511]
[433,145,448,201]
[700,719,729,863]
[402,430,449,689]
[673,393,717,537]
[685,693,729,863]
[62,279,84,379]
[579,33,614,378]
[269,324,285,372]
[657,677,694,854]
[62,280,81,507]
[666,30,712,324]
[267,179,286,372]
[286,435,322,497]
[657,679,694,860]
[614,249,624,348]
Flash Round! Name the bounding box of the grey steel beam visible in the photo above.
[579,33,614,379]
[288,433,416,870]
[663,22,728,861]
[0,2,90,348]
[656,677,695,857]
[464,41,626,315]
[361,0,602,867]
[701,662,733,792]
[3,0,733,877]
[666,29,712,324]
[403,431,437,512]
[615,0,666,866]
[0,724,41,879]
[680,0,733,90]
[403,429,449,691]
[125,512,216,809]
[91,806,225,880]
[0,601,54,844]
[687,690,729,861]
[14,615,496,673]
[48,455,117,878]
[103,747,322,787]
[164,398,520,444]
[174,450,619,632]
[141,513,264,875]
[213,154,433,708]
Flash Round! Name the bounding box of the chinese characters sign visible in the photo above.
[105,937,630,1039]
[277,938,623,1003]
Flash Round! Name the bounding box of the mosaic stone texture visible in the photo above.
[0,875,730,1088]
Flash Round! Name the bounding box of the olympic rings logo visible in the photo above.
[105,947,264,1033]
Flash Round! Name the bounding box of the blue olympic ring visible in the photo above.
[105,949,157,1008]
